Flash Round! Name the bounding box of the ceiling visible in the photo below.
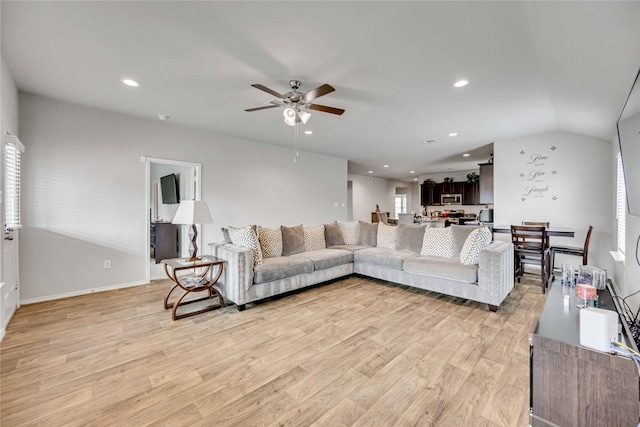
[2,1,639,182]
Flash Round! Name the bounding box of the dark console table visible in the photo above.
[150,222,179,263]
[529,279,640,426]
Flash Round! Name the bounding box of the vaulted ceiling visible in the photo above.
[2,1,639,181]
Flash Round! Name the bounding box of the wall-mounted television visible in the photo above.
[160,173,180,204]
[618,68,640,217]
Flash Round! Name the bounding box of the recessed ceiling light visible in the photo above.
[449,132,458,137]
[383,165,389,168]
[410,171,415,174]
[413,178,418,181]
[454,80,468,88]
[368,170,373,174]
[463,153,470,157]
[121,78,139,87]
[304,130,312,135]
[157,114,170,121]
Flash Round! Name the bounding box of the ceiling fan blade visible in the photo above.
[245,105,281,112]
[251,84,285,99]
[303,84,335,102]
[307,103,345,115]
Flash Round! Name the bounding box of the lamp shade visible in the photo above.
[172,200,213,225]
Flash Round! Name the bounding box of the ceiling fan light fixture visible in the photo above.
[298,110,311,124]
[283,108,296,126]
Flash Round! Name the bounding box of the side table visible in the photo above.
[162,256,225,320]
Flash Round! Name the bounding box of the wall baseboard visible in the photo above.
[20,280,149,305]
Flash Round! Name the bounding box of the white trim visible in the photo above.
[20,279,148,305]
[610,250,625,264]
[0,328,5,342]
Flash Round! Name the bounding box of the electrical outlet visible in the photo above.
[104,260,112,269]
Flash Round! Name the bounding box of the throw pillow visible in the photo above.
[450,225,480,257]
[281,225,305,256]
[324,222,345,247]
[228,225,263,266]
[396,224,427,253]
[258,226,282,258]
[420,227,454,258]
[303,225,326,251]
[337,220,359,245]
[460,226,493,265]
[377,222,397,249]
[358,221,378,246]
[221,227,232,243]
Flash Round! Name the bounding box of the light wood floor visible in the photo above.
[1,275,546,426]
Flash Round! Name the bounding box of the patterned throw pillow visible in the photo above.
[304,225,326,251]
[460,226,493,265]
[337,220,359,245]
[421,227,454,258]
[228,226,263,266]
[377,222,397,249]
[258,226,282,258]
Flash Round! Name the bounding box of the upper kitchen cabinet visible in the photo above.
[421,183,442,206]
[462,181,479,205]
[479,163,494,204]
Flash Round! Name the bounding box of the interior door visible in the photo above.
[3,228,18,328]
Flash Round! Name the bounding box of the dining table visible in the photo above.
[490,225,575,238]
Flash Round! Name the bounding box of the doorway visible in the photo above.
[145,157,201,282]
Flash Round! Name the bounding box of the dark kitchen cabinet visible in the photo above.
[441,182,463,195]
[421,183,441,206]
[479,163,494,204]
[462,181,479,205]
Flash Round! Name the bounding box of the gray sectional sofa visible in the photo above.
[209,223,514,312]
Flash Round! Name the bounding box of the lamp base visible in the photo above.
[187,223,199,262]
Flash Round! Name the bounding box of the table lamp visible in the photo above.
[172,200,213,262]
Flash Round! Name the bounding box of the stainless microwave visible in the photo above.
[441,194,462,205]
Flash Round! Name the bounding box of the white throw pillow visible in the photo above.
[337,220,359,245]
[421,227,454,258]
[460,226,492,265]
[258,226,282,258]
[228,225,263,266]
[377,222,397,249]
[304,225,326,251]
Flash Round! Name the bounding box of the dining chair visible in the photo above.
[397,213,413,225]
[550,225,593,272]
[511,225,550,293]
[377,212,389,224]
[523,221,550,248]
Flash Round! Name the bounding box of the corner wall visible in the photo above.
[18,93,348,302]
[348,173,419,222]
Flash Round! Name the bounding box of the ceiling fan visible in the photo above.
[245,80,345,125]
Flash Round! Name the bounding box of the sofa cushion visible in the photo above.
[420,227,454,258]
[328,244,372,252]
[354,247,418,270]
[228,225,263,266]
[281,225,305,256]
[324,222,345,246]
[403,256,479,283]
[396,224,427,253]
[338,220,359,245]
[253,256,314,284]
[291,248,353,271]
[460,226,493,265]
[450,225,480,257]
[258,226,282,258]
[376,223,397,250]
[303,225,326,251]
[358,221,378,246]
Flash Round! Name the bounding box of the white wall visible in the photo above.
[18,93,348,302]
[494,131,614,273]
[348,173,419,222]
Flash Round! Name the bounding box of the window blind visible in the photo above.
[617,154,626,254]
[4,133,25,231]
